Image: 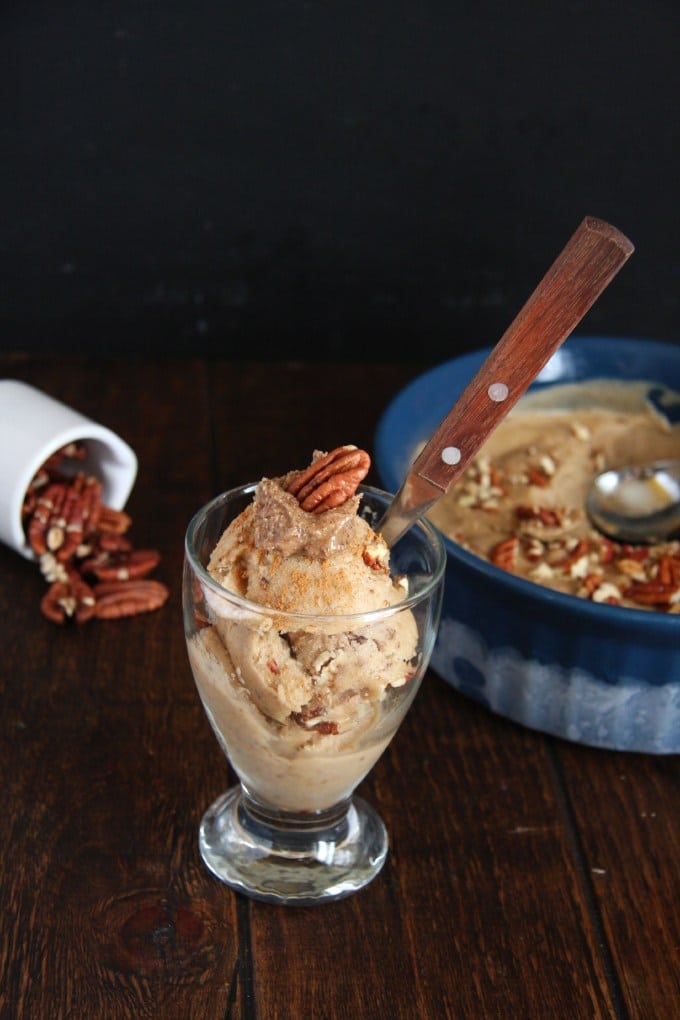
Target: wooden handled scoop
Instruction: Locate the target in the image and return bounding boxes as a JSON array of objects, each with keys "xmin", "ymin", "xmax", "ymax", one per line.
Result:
[{"xmin": 378, "ymin": 216, "xmax": 635, "ymax": 546}]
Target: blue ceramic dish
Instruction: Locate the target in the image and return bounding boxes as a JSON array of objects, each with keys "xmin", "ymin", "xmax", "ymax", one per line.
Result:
[{"xmin": 375, "ymin": 336, "xmax": 680, "ymax": 753}]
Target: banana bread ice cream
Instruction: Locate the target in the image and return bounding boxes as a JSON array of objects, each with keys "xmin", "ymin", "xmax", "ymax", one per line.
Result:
[
  {"xmin": 186, "ymin": 447, "xmax": 421, "ymax": 811},
  {"xmin": 428, "ymin": 380, "xmax": 680, "ymax": 611}
]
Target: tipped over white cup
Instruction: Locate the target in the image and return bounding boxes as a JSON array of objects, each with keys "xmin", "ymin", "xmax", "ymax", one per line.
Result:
[{"xmin": 0, "ymin": 379, "xmax": 138, "ymax": 559}]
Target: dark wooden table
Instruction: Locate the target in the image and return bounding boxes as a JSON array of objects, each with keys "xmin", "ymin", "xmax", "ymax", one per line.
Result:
[{"xmin": 1, "ymin": 355, "xmax": 678, "ymax": 1020}]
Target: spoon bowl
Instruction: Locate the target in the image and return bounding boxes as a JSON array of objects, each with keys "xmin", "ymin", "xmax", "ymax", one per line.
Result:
[{"xmin": 587, "ymin": 459, "xmax": 680, "ymax": 544}]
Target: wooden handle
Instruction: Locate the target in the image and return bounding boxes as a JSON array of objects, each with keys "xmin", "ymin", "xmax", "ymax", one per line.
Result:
[{"xmin": 413, "ymin": 216, "xmax": 634, "ymax": 491}]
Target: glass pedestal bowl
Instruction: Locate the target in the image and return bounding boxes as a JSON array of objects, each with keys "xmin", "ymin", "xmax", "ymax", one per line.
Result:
[{"xmin": 183, "ymin": 484, "xmax": 445, "ymax": 905}]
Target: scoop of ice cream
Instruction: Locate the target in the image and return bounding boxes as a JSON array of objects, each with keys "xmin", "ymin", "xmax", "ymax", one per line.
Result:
[
  {"xmin": 208, "ymin": 476, "xmax": 398, "ymax": 615},
  {"xmin": 202, "ymin": 448, "xmax": 417, "ymax": 730},
  {"xmin": 204, "ymin": 455, "xmax": 416, "ymax": 726}
]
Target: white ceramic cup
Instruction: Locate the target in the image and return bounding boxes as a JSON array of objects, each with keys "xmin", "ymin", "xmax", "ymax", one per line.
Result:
[{"xmin": 0, "ymin": 379, "xmax": 138, "ymax": 559}]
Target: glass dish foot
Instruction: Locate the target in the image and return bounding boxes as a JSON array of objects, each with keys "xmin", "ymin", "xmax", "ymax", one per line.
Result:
[{"xmin": 198, "ymin": 785, "xmax": 388, "ymax": 905}]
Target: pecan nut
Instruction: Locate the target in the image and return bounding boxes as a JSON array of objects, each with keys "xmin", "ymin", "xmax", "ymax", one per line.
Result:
[
  {"xmin": 624, "ymin": 581, "xmax": 680, "ymax": 607},
  {"xmin": 286, "ymin": 446, "xmax": 371, "ymax": 513},
  {"xmin": 514, "ymin": 504, "xmax": 579, "ymax": 540},
  {"xmin": 40, "ymin": 574, "xmax": 97, "ymax": 624},
  {"xmin": 291, "ymin": 708, "xmax": 339, "ymax": 735},
  {"xmin": 489, "ymin": 536, "xmax": 519, "ymax": 571},
  {"xmin": 96, "ymin": 505, "xmax": 133, "ymax": 535},
  {"xmin": 23, "ymin": 442, "xmax": 169, "ymax": 625},
  {"xmin": 657, "ymin": 553, "xmax": 680, "ymax": 587},
  {"xmin": 557, "ymin": 538, "xmax": 591, "ymax": 574},
  {"xmin": 92, "ymin": 580, "xmax": 170, "ymax": 619},
  {"xmin": 28, "ymin": 474, "xmax": 102, "ymax": 561},
  {"xmin": 80, "ymin": 548, "xmax": 161, "ymax": 582}
]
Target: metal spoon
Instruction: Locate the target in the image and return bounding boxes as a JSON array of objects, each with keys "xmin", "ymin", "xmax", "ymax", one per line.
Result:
[
  {"xmin": 586, "ymin": 459, "xmax": 680, "ymax": 544},
  {"xmin": 378, "ymin": 216, "xmax": 635, "ymax": 546}
]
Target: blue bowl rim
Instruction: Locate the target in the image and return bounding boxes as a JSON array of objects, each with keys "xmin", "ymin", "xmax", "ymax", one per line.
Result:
[{"xmin": 374, "ymin": 334, "xmax": 680, "ymax": 637}]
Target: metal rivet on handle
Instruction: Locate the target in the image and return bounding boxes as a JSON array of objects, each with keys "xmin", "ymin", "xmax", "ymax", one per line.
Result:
[
  {"xmin": 441, "ymin": 446, "xmax": 461, "ymax": 465},
  {"xmin": 488, "ymin": 382, "xmax": 509, "ymax": 402}
]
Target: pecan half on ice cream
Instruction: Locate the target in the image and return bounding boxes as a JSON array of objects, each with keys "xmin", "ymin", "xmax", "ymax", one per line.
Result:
[{"xmin": 285, "ymin": 445, "xmax": 371, "ymax": 513}]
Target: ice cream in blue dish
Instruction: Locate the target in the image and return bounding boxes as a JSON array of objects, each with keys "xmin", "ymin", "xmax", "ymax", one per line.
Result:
[{"xmin": 375, "ymin": 335, "xmax": 680, "ymax": 753}]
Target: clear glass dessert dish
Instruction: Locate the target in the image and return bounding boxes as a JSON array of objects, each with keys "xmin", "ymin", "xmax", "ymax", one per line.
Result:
[{"xmin": 183, "ymin": 484, "xmax": 446, "ymax": 905}]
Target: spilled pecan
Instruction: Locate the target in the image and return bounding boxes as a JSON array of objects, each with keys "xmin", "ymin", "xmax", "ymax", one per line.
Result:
[
  {"xmin": 24, "ymin": 442, "xmax": 168, "ymax": 625},
  {"xmin": 96, "ymin": 505, "xmax": 133, "ymax": 534},
  {"xmin": 80, "ymin": 547, "xmax": 161, "ymax": 582},
  {"xmin": 286, "ymin": 446, "xmax": 370, "ymax": 513},
  {"xmin": 28, "ymin": 474, "xmax": 102, "ymax": 561},
  {"xmin": 92, "ymin": 579, "xmax": 169, "ymax": 619},
  {"xmin": 40, "ymin": 574, "xmax": 97, "ymax": 624},
  {"xmin": 90, "ymin": 531, "xmax": 133, "ymax": 554}
]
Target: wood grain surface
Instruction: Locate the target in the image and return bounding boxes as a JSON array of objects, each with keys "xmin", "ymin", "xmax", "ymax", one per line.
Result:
[{"xmin": 0, "ymin": 355, "xmax": 678, "ymax": 1020}]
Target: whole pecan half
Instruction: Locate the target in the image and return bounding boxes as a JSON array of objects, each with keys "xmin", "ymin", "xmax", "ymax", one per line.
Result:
[
  {"xmin": 80, "ymin": 547, "xmax": 161, "ymax": 582},
  {"xmin": 92, "ymin": 579, "xmax": 170, "ymax": 619},
  {"xmin": 96, "ymin": 505, "xmax": 133, "ymax": 535},
  {"xmin": 286, "ymin": 446, "xmax": 370, "ymax": 513},
  {"xmin": 40, "ymin": 574, "xmax": 97, "ymax": 624}
]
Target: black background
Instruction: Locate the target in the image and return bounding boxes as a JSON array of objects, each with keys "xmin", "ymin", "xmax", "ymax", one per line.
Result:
[{"xmin": 2, "ymin": 2, "xmax": 678, "ymax": 362}]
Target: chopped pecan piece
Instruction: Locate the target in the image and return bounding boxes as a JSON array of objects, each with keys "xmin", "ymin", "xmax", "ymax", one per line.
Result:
[
  {"xmin": 597, "ymin": 538, "xmax": 617, "ymax": 564},
  {"xmin": 624, "ymin": 581, "xmax": 679, "ymax": 607},
  {"xmin": 656, "ymin": 554, "xmax": 680, "ymax": 587},
  {"xmin": 362, "ymin": 541, "xmax": 390, "ymax": 572},
  {"xmin": 291, "ymin": 709, "xmax": 340, "ymax": 736},
  {"xmin": 524, "ymin": 537, "xmax": 546, "ymax": 562},
  {"xmin": 557, "ymin": 538, "xmax": 590, "ymax": 574},
  {"xmin": 489, "ymin": 536, "xmax": 519, "ymax": 571},
  {"xmin": 515, "ymin": 504, "xmax": 579, "ymax": 540},
  {"xmin": 616, "ymin": 557, "xmax": 648, "ymax": 582},
  {"xmin": 578, "ymin": 572, "xmax": 605, "ymax": 598},
  {"xmin": 526, "ymin": 465, "xmax": 551, "ymax": 488}
]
